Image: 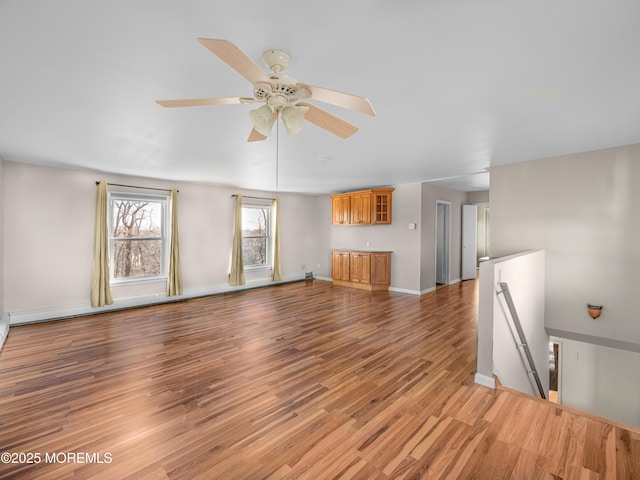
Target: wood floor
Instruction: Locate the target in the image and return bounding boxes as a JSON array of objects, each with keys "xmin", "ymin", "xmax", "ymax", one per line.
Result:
[{"xmin": 0, "ymin": 280, "xmax": 638, "ymax": 479}]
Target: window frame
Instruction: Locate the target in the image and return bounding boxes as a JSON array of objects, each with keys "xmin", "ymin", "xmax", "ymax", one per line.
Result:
[
  {"xmin": 241, "ymin": 200, "xmax": 273, "ymax": 271},
  {"xmin": 108, "ymin": 191, "xmax": 169, "ymax": 284}
]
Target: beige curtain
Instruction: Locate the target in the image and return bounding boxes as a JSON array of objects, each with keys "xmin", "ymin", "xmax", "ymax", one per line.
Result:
[
  {"xmin": 229, "ymin": 194, "xmax": 245, "ymax": 286},
  {"xmin": 272, "ymin": 198, "xmax": 282, "ymax": 281},
  {"xmin": 167, "ymin": 188, "xmax": 183, "ymax": 296},
  {"xmin": 91, "ymin": 181, "xmax": 113, "ymax": 307}
]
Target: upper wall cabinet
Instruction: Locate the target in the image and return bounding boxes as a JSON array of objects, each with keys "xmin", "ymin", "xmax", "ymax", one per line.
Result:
[
  {"xmin": 332, "ymin": 194, "xmax": 351, "ymax": 225},
  {"xmin": 331, "ymin": 188, "xmax": 394, "ymax": 225}
]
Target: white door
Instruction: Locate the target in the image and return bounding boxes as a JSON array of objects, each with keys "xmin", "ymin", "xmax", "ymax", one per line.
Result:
[{"xmin": 462, "ymin": 204, "xmax": 478, "ymax": 280}]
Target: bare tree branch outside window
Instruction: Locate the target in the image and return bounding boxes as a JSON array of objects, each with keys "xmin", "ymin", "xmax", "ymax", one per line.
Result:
[
  {"xmin": 111, "ymin": 199, "xmax": 163, "ymax": 278},
  {"xmin": 242, "ymin": 206, "xmax": 269, "ymax": 267}
]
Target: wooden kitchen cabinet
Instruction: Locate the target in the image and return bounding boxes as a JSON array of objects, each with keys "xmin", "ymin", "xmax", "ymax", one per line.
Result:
[
  {"xmin": 332, "ymin": 195, "xmax": 351, "ymax": 225},
  {"xmin": 331, "ymin": 188, "xmax": 394, "ymax": 225},
  {"xmin": 331, "ymin": 250, "xmax": 351, "ymax": 282},
  {"xmin": 332, "ymin": 250, "xmax": 391, "ymax": 291},
  {"xmin": 350, "ymin": 192, "xmax": 371, "ymax": 225},
  {"xmin": 370, "ymin": 252, "xmax": 391, "ymax": 288},
  {"xmin": 349, "ymin": 252, "xmax": 371, "ymax": 285},
  {"xmin": 372, "ymin": 190, "xmax": 392, "ymax": 224}
]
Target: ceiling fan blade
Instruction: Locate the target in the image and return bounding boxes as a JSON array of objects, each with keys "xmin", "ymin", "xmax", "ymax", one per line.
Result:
[
  {"xmin": 247, "ymin": 128, "xmax": 267, "ymax": 142},
  {"xmin": 155, "ymin": 97, "xmax": 246, "ymax": 108},
  {"xmin": 297, "ymin": 84, "xmax": 376, "ymax": 116},
  {"xmin": 197, "ymin": 38, "xmax": 272, "ymax": 86},
  {"xmin": 296, "ymin": 102, "xmax": 359, "ymax": 139}
]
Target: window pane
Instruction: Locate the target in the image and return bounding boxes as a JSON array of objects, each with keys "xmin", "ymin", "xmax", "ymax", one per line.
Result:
[
  {"xmin": 112, "ymin": 201, "xmax": 162, "ymax": 238},
  {"xmin": 112, "ymin": 239, "xmax": 162, "ymax": 278},
  {"xmin": 242, "ymin": 237, "xmax": 267, "ymax": 266},
  {"xmin": 242, "ymin": 207, "xmax": 268, "ymax": 237}
]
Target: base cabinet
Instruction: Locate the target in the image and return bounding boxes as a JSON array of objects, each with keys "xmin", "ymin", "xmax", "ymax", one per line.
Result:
[
  {"xmin": 332, "ymin": 250, "xmax": 391, "ymax": 291},
  {"xmin": 331, "ymin": 250, "xmax": 351, "ymax": 282}
]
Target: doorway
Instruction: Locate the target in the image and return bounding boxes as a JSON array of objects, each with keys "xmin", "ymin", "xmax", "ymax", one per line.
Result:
[
  {"xmin": 462, "ymin": 204, "xmax": 478, "ymax": 280},
  {"xmin": 435, "ymin": 201, "xmax": 451, "ymax": 285},
  {"xmin": 549, "ymin": 341, "xmax": 560, "ymax": 403},
  {"xmin": 476, "ymin": 205, "xmax": 490, "ymax": 262}
]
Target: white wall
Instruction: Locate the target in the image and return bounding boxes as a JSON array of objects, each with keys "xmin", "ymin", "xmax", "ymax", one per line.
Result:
[
  {"xmin": 555, "ymin": 337, "xmax": 640, "ymax": 428},
  {"xmin": 3, "ymin": 161, "xmax": 324, "ymax": 321},
  {"xmin": 476, "ymin": 250, "xmax": 548, "ymax": 398},
  {"xmin": 490, "ymin": 144, "xmax": 640, "ymax": 352}
]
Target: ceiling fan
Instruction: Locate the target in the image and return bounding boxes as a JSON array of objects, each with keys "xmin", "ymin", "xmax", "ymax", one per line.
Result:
[{"xmin": 156, "ymin": 38, "xmax": 376, "ymax": 142}]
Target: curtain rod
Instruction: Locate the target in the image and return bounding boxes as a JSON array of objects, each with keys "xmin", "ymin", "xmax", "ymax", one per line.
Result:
[
  {"xmin": 96, "ymin": 181, "xmax": 178, "ymax": 193},
  {"xmin": 231, "ymin": 194, "xmax": 275, "ymax": 201}
]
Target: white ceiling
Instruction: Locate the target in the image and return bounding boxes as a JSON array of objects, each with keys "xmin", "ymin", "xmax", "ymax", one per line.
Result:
[{"xmin": 1, "ymin": 1, "xmax": 639, "ymax": 194}]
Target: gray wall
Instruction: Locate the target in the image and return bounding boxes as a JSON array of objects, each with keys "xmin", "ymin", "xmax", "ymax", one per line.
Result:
[
  {"xmin": 0, "ymin": 157, "xmax": 4, "ymax": 314},
  {"xmin": 466, "ymin": 190, "xmax": 490, "ymax": 204},
  {"xmin": 2, "ymin": 161, "xmax": 324, "ymax": 315},
  {"xmin": 322, "ymin": 183, "xmax": 422, "ymax": 292},
  {"xmin": 2, "ymin": 160, "xmax": 487, "ymax": 315},
  {"xmin": 319, "ymin": 182, "xmax": 478, "ymax": 294},
  {"xmin": 490, "ymin": 143, "xmax": 640, "ymax": 350},
  {"xmin": 420, "ymin": 183, "xmax": 468, "ymax": 292},
  {"xmin": 556, "ymin": 336, "xmax": 640, "ymax": 428}
]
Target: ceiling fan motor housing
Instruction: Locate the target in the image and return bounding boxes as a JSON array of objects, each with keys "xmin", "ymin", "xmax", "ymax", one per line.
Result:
[{"xmin": 254, "ymin": 74, "xmax": 301, "ymax": 109}]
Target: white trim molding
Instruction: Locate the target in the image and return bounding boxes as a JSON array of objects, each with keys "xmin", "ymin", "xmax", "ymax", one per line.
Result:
[
  {"xmin": 474, "ymin": 373, "xmax": 496, "ymax": 389},
  {"xmin": 389, "ymin": 287, "xmax": 421, "ymax": 295},
  {"xmin": 9, "ymin": 274, "xmax": 308, "ymax": 326},
  {"xmin": 0, "ymin": 313, "xmax": 9, "ymax": 351}
]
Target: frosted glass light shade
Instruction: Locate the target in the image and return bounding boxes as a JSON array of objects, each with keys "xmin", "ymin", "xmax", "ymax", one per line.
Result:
[
  {"xmin": 280, "ymin": 105, "xmax": 308, "ymax": 136},
  {"xmin": 249, "ymin": 104, "xmax": 275, "ymax": 137}
]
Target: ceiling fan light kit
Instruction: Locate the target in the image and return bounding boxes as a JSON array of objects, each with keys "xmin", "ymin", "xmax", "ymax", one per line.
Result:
[
  {"xmin": 249, "ymin": 104, "xmax": 276, "ymax": 137},
  {"xmin": 156, "ymin": 39, "xmax": 376, "ymax": 141},
  {"xmin": 279, "ymin": 105, "xmax": 308, "ymax": 136}
]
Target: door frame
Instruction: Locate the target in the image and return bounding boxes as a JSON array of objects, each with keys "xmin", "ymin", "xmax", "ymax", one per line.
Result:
[
  {"xmin": 462, "ymin": 204, "xmax": 478, "ymax": 280},
  {"xmin": 435, "ymin": 200, "xmax": 451, "ymax": 285}
]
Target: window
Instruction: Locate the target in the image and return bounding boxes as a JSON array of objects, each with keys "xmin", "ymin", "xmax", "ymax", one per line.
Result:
[
  {"xmin": 109, "ymin": 192, "xmax": 168, "ymax": 282},
  {"xmin": 242, "ymin": 202, "xmax": 272, "ymax": 269}
]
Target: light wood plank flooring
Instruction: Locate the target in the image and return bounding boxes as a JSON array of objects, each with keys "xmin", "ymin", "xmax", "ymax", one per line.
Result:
[{"xmin": 0, "ymin": 280, "xmax": 638, "ymax": 479}]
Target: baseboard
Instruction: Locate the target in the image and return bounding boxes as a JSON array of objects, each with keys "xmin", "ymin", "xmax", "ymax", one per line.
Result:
[
  {"xmin": 389, "ymin": 287, "xmax": 421, "ymax": 295},
  {"xmin": 9, "ymin": 274, "xmax": 307, "ymax": 326},
  {"xmin": 0, "ymin": 313, "xmax": 9, "ymax": 351},
  {"xmin": 449, "ymin": 278, "xmax": 462, "ymax": 285},
  {"xmin": 318, "ymin": 277, "xmax": 421, "ymax": 295},
  {"xmin": 474, "ymin": 373, "xmax": 496, "ymax": 389},
  {"xmin": 420, "ymin": 286, "xmax": 436, "ymax": 295}
]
